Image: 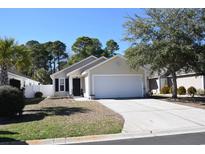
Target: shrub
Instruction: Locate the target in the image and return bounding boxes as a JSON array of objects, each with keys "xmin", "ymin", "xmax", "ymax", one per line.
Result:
[
  {"xmin": 177, "ymin": 86, "xmax": 186, "ymax": 95},
  {"xmin": 197, "ymin": 89, "xmax": 205, "ymax": 96},
  {"xmin": 0, "ymin": 86, "xmax": 25, "ymax": 117},
  {"xmin": 35, "ymin": 91, "xmax": 43, "ymax": 98},
  {"xmin": 187, "ymin": 86, "xmax": 197, "ymax": 97},
  {"xmin": 160, "ymin": 86, "xmax": 170, "ymax": 94}
]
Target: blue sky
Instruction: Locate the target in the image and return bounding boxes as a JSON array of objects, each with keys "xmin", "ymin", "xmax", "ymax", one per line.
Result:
[{"xmin": 0, "ymin": 8, "xmax": 145, "ymax": 55}]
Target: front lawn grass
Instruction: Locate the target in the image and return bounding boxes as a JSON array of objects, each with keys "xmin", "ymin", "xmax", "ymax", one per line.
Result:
[{"xmin": 0, "ymin": 99, "xmax": 124, "ymax": 142}]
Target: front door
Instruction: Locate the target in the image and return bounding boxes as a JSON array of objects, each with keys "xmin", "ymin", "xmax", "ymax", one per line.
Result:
[{"xmin": 73, "ymin": 78, "xmax": 81, "ymax": 96}]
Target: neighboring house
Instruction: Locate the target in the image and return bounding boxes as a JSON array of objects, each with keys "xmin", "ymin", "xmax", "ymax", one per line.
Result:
[
  {"xmin": 149, "ymin": 72, "xmax": 205, "ymax": 94},
  {"xmin": 50, "ymin": 55, "xmax": 149, "ymax": 99},
  {"xmin": 0, "ymin": 69, "xmax": 40, "ymax": 89}
]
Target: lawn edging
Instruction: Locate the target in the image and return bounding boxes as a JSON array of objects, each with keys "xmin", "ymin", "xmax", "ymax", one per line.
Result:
[
  {"xmin": 2, "ymin": 126, "xmax": 205, "ymax": 145},
  {"xmin": 0, "ymin": 133, "xmax": 123, "ymax": 145}
]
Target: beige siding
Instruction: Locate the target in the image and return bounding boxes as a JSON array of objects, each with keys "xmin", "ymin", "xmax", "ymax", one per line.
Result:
[
  {"xmin": 177, "ymin": 75, "xmax": 204, "ymax": 90},
  {"xmin": 89, "ymin": 56, "xmax": 146, "ymax": 96},
  {"xmin": 90, "ymin": 57, "xmax": 144, "ymax": 75},
  {"xmin": 149, "ymin": 75, "xmax": 205, "ymax": 94}
]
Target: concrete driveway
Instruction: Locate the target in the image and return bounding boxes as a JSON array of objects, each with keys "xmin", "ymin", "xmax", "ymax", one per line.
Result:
[{"xmin": 98, "ymin": 99, "xmax": 205, "ymax": 134}]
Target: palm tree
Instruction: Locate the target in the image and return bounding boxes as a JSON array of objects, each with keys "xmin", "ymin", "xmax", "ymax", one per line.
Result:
[
  {"xmin": 14, "ymin": 45, "xmax": 31, "ymax": 75},
  {"xmin": 0, "ymin": 38, "xmax": 30, "ymax": 85}
]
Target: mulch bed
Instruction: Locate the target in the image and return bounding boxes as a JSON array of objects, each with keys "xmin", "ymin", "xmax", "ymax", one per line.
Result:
[{"xmin": 152, "ymin": 95, "xmax": 205, "ymax": 110}]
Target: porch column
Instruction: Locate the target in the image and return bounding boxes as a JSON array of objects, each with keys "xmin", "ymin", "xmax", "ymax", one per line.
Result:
[
  {"xmin": 202, "ymin": 75, "xmax": 205, "ymax": 90},
  {"xmin": 69, "ymin": 76, "xmax": 73, "ymax": 95},
  {"xmin": 158, "ymin": 76, "xmax": 161, "ymax": 94}
]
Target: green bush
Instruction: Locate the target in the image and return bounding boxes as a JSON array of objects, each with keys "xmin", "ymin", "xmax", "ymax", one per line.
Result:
[
  {"xmin": 177, "ymin": 86, "xmax": 186, "ymax": 95},
  {"xmin": 35, "ymin": 91, "xmax": 43, "ymax": 98},
  {"xmin": 160, "ymin": 86, "xmax": 170, "ymax": 94},
  {"xmin": 0, "ymin": 86, "xmax": 25, "ymax": 117},
  {"xmin": 187, "ymin": 86, "xmax": 197, "ymax": 97}
]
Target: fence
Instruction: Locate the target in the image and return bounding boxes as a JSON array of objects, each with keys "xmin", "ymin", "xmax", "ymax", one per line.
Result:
[{"xmin": 25, "ymin": 85, "xmax": 54, "ymax": 98}]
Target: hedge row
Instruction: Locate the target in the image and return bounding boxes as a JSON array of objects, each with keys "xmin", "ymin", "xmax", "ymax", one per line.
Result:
[{"xmin": 160, "ymin": 86, "xmax": 198, "ymax": 96}]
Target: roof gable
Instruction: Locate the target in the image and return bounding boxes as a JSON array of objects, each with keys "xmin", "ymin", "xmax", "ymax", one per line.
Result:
[
  {"xmin": 82, "ymin": 55, "xmax": 146, "ymax": 75},
  {"xmin": 79, "ymin": 57, "xmax": 107, "ymax": 73},
  {"xmin": 82, "ymin": 55, "xmax": 125, "ymax": 73},
  {"xmin": 66, "ymin": 57, "xmax": 107, "ymax": 76},
  {"xmin": 50, "ymin": 55, "xmax": 97, "ymax": 78}
]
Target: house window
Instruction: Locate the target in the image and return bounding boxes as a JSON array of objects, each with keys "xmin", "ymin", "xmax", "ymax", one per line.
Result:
[{"xmin": 59, "ymin": 79, "xmax": 65, "ymax": 91}]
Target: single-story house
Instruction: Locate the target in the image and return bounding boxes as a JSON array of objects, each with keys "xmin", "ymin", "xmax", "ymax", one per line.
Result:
[
  {"xmin": 50, "ymin": 55, "xmax": 149, "ymax": 99},
  {"xmin": 0, "ymin": 69, "xmax": 40, "ymax": 89},
  {"xmin": 149, "ymin": 72, "xmax": 205, "ymax": 94}
]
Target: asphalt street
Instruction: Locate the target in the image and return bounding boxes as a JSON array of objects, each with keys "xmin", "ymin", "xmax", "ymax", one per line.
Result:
[{"xmin": 71, "ymin": 132, "xmax": 205, "ymax": 145}]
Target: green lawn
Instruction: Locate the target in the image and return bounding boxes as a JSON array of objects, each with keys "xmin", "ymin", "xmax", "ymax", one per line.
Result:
[{"xmin": 0, "ymin": 98, "xmax": 124, "ymax": 143}]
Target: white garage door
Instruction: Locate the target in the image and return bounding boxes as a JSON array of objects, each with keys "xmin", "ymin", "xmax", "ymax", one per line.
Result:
[{"xmin": 93, "ymin": 75, "xmax": 143, "ymax": 98}]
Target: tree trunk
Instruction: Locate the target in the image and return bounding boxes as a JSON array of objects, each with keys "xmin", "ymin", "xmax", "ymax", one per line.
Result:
[
  {"xmin": 58, "ymin": 56, "xmax": 60, "ymax": 71},
  {"xmin": 171, "ymin": 72, "xmax": 177, "ymax": 99},
  {"xmin": 53, "ymin": 61, "xmax": 56, "ymax": 73},
  {"xmin": 49, "ymin": 61, "xmax": 52, "ymax": 74},
  {"xmin": 0, "ymin": 63, "xmax": 9, "ymax": 85}
]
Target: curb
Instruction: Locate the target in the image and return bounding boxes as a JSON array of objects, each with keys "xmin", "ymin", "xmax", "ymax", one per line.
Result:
[{"xmin": 1, "ymin": 127, "xmax": 205, "ymax": 145}]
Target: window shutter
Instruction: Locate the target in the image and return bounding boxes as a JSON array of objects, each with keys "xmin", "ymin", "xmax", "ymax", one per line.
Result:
[
  {"xmin": 55, "ymin": 79, "xmax": 59, "ymax": 92},
  {"xmin": 65, "ymin": 78, "xmax": 69, "ymax": 92}
]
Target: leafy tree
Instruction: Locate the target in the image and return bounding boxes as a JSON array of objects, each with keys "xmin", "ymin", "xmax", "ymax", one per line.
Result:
[
  {"xmin": 26, "ymin": 40, "xmax": 49, "ymax": 76},
  {"xmin": 33, "ymin": 68, "xmax": 51, "ymax": 84},
  {"xmin": 0, "ymin": 38, "xmax": 68, "ymax": 85},
  {"xmin": 0, "ymin": 38, "xmax": 30, "ymax": 85},
  {"xmin": 26, "ymin": 40, "xmax": 68, "ymax": 82},
  {"xmin": 58, "ymin": 61, "xmax": 67, "ymax": 70},
  {"xmin": 25, "ymin": 40, "xmax": 39, "ymax": 47},
  {"xmin": 124, "ymin": 9, "xmax": 205, "ymax": 98},
  {"xmin": 69, "ymin": 36, "xmax": 103, "ymax": 65},
  {"xmin": 72, "ymin": 37, "xmax": 103, "ymax": 58},
  {"xmin": 43, "ymin": 41, "xmax": 54, "ymax": 73},
  {"xmin": 67, "ymin": 55, "xmax": 82, "ymax": 66},
  {"xmin": 104, "ymin": 39, "xmax": 119, "ymax": 57},
  {"xmin": 69, "ymin": 36, "xmax": 119, "ymax": 65},
  {"xmin": 52, "ymin": 41, "xmax": 68, "ymax": 71},
  {"xmin": 42, "ymin": 41, "xmax": 68, "ymax": 73}
]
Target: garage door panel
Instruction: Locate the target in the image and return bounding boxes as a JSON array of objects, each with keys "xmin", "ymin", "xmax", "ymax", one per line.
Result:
[{"xmin": 93, "ymin": 75, "xmax": 143, "ymax": 98}]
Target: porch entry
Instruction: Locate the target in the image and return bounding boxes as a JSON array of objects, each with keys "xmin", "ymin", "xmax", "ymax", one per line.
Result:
[{"xmin": 73, "ymin": 78, "xmax": 81, "ymax": 96}]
